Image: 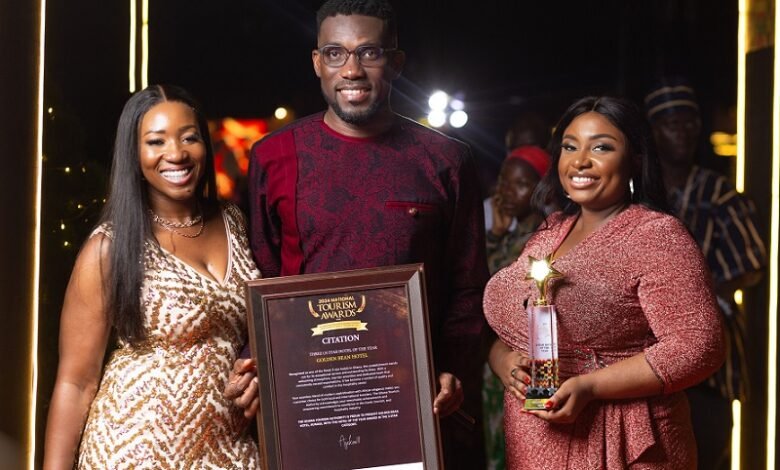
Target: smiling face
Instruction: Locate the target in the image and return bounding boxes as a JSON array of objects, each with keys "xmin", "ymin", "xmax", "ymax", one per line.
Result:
[
  {"xmin": 313, "ymin": 14, "xmax": 403, "ymax": 135},
  {"xmin": 138, "ymin": 100, "xmax": 206, "ymax": 212},
  {"xmin": 558, "ymin": 111, "xmax": 633, "ymax": 213}
]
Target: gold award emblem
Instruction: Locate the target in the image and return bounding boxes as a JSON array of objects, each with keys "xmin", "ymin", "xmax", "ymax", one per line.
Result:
[
  {"xmin": 525, "ymin": 254, "xmax": 562, "ymax": 306},
  {"xmin": 309, "ymin": 294, "xmax": 368, "ymax": 336}
]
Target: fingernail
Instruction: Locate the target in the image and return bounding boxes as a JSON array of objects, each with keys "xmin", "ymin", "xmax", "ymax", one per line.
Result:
[
  {"xmin": 253, "ymin": 377, "xmax": 259, "ymax": 384},
  {"xmin": 524, "ymin": 376, "xmax": 531, "ymax": 385},
  {"xmin": 544, "ymin": 400, "xmax": 554, "ymax": 409}
]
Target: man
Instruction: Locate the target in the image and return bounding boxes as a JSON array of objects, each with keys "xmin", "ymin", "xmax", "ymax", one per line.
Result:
[
  {"xmin": 645, "ymin": 80, "xmax": 767, "ymax": 470},
  {"xmin": 226, "ymin": 1, "xmax": 488, "ymax": 467}
]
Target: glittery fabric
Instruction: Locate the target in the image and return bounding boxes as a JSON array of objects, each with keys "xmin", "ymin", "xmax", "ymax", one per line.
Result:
[
  {"xmin": 484, "ymin": 205, "xmax": 724, "ymax": 469},
  {"xmin": 77, "ymin": 204, "xmax": 261, "ymax": 469},
  {"xmin": 484, "ymin": 212, "xmax": 544, "ymax": 470}
]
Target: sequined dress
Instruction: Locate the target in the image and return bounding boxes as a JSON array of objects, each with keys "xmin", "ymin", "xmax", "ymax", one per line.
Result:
[
  {"xmin": 484, "ymin": 205, "xmax": 724, "ymax": 469},
  {"xmin": 77, "ymin": 204, "xmax": 261, "ymax": 469}
]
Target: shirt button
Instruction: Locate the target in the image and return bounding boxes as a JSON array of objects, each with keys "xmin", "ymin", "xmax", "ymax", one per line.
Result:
[{"xmin": 407, "ymin": 207, "xmax": 419, "ymax": 217}]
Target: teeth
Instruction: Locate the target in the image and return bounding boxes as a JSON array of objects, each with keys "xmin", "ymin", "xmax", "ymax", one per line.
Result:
[
  {"xmin": 340, "ymin": 89, "xmax": 366, "ymax": 97},
  {"xmin": 161, "ymin": 168, "xmax": 191, "ymax": 182},
  {"xmin": 572, "ymin": 176, "xmax": 595, "ymax": 184}
]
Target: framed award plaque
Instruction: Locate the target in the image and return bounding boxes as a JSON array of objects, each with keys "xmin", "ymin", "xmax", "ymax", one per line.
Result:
[{"xmin": 245, "ymin": 264, "xmax": 443, "ymax": 470}]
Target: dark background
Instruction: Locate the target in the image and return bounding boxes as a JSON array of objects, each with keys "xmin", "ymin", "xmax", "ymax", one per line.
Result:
[
  {"xmin": 35, "ymin": 0, "xmax": 745, "ymax": 465},
  {"xmin": 43, "ymin": 0, "xmax": 737, "ymax": 185},
  {"xmin": 163, "ymin": 1, "xmax": 737, "ymax": 183}
]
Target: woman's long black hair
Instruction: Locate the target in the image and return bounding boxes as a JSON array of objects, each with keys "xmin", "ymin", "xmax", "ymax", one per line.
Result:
[
  {"xmin": 97, "ymin": 84, "xmax": 217, "ymax": 343},
  {"xmin": 531, "ymin": 96, "xmax": 669, "ymax": 216}
]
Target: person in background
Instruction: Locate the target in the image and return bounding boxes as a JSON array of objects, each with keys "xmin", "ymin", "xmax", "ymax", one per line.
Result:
[
  {"xmin": 485, "ymin": 96, "xmax": 724, "ymax": 469},
  {"xmin": 486, "ymin": 145, "xmax": 551, "ymax": 273},
  {"xmin": 485, "ymin": 112, "xmax": 551, "ymax": 231},
  {"xmin": 224, "ymin": 1, "xmax": 489, "ymax": 467},
  {"xmin": 645, "ymin": 79, "xmax": 767, "ymax": 470},
  {"xmin": 483, "ymin": 145, "xmax": 550, "ymax": 469},
  {"xmin": 43, "ymin": 85, "xmax": 261, "ymax": 469}
]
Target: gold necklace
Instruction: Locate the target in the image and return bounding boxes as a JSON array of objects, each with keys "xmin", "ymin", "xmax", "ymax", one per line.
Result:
[
  {"xmin": 147, "ymin": 209, "xmax": 202, "ymax": 228},
  {"xmin": 148, "ymin": 209, "xmax": 206, "ymax": 238}
]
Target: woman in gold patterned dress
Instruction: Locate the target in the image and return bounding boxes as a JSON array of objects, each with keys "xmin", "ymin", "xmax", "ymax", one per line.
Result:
[{"xmin": 43, "ymin": 85, "xmax": 261, "ymax": 469}]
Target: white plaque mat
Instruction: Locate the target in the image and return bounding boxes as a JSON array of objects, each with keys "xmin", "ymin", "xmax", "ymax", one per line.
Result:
[{"xmin": 355, "ymin": 463, "xmax": 424, "ymax": 470}]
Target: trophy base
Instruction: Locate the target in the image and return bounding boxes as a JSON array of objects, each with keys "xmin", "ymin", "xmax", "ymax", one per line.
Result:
[
  {"xmin": 524, "ymin": 386, "xmax": 556, "ymax": 410},
  {"xmin": 524, "ymin": 398, "xmax": 551, "ymax": 410}
]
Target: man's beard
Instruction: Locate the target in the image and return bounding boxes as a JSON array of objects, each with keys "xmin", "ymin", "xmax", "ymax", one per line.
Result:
[{"xmin": 324, "ymin": 91, "xmax": 386, "ymax": 126}]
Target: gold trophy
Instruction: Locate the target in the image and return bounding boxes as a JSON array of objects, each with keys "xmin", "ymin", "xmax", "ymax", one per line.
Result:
[{"xmin": 524, "ymin": 254, "xmax": 563, "ymax": 410}]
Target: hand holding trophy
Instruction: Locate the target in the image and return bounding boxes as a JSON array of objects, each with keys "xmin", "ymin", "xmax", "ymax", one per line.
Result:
[{"xmin": 524, "ymin": 255, "xmax": 563, "ymax": 410}]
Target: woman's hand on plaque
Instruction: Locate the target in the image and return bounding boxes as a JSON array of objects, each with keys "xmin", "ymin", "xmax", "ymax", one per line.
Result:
[
  {"xmin": 525, "ymin": 374, "xmax": 595, "ymax": 424},
  {"xmin": 433, "ymin": 372, "xmax": 464, "ymax": 417},
  {"xmin": 224, "ymin": 358, "xmax": 260, "ymax": 419}
]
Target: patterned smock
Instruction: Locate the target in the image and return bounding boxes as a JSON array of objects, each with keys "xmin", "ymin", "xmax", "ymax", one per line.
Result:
[
  {"xmin": 77, "ymin": 203, "xmax": 261, "ymax": 469},
  {"xmin": 484, "ymin": 205, "xmax": 724, "ymax": 469}
]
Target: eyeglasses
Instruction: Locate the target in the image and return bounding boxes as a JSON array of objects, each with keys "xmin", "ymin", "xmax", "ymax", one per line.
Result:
[{"xmin": 317, "ymin": 45, "xmax": 397, "ymax": 68}]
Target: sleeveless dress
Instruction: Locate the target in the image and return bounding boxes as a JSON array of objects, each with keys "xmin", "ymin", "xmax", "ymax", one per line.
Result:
[{"xmin": 77, "ymin": 204, "xmax": 261, "ymax": 469}]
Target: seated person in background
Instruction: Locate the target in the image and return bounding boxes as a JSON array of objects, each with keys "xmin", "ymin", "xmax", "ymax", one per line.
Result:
[
  {"xmin": 486, "ymin": 146, "xmax": 551, "ymax": 273},
  {"xmin": 484, "ymin": 111, "xmax": 551, "ymax": 231}
]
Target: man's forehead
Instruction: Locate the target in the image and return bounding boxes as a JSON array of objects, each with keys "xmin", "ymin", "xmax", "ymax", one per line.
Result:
[
  {"xmin": 662, "ymin": 109, "xmax": 699, "ymax": 121},
  {"xmin": 318, "ymin": 14, "xmax": 389, "ymax": 45}
]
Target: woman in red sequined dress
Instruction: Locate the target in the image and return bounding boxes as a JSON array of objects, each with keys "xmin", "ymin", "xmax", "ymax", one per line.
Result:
[{"xmin": 484, "ymin": 96, "xmax": 724, "ymax": 469}]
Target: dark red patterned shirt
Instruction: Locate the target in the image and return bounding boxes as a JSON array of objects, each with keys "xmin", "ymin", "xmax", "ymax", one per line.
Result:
[{"xmin": 248, "ymin": 112, "xmax": 488, "ymax": 435}]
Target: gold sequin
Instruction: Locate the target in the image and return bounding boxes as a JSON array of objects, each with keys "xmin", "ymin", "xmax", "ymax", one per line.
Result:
[{"xmin": 78, "ymin": 204, "xmax": 262, "ymax": 469}]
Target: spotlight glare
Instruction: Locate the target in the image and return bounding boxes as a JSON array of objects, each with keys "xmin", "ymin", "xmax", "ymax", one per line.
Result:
[
  {"xmin": 428, "ymin": 91, "xmax": 449, "ymax": 111},
  {"xmin": 274, "ymin": 107, "xmax": 288, "ymax": 120},
  {"xmin": 449, "ymin": 110, "xmax": 468, "ymax": 128},
  {"xmin": 427, "ymin": 110, "xmax": 447, "ymax": 128},
  {"xmin": 450, "ymin": 99, "xmax": 464, "ymax": 111}
]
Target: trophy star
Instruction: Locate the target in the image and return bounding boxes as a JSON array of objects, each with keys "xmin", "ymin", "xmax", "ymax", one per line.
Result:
[{"xmin": 526, "ymin": 254, "xmax": 563, "ymax": 283}]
